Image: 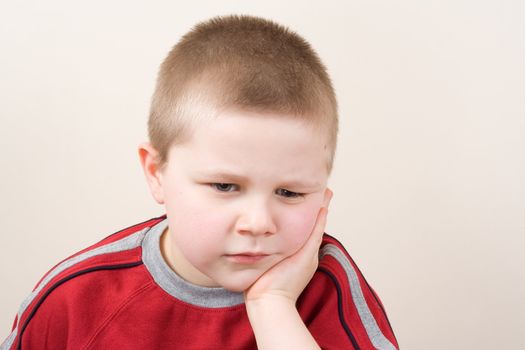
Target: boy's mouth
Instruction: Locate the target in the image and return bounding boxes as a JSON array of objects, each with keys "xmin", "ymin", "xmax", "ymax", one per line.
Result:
[{"xmin": 224, "ymin": 253, "xmax": 269, "ymax": 264}]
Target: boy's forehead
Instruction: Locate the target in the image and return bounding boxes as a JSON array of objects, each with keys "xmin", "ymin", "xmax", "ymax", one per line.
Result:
[
  {"xmin": 200, "ymin": 111, "xmax": 325, "ymax": 147},
  {"xmin": 166, "ymin": 107, "xmax": 332, "ymax": 177},
  {"xmin": 190, "ymin": 108, "xmax": 328, "ymax": 145},
  {"xmin": 171, "ymin": 112, "xmax": 330, "ymax": 184},
  {"xmin": 193, "ymin": 167, "xmax": 323, "ymax": 189}
]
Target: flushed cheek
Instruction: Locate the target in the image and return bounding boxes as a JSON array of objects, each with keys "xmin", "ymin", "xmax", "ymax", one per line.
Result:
[
  {"xmin": 168, "ymin": 192, "xmax": 225, "ymax": 233},
  {"xmin": 167, "ymin": 208, "xmax": 225, "ymax": 258},
  {"xmin": 279, "ymin": 205, "xmax": 320, "ymax": 252}
]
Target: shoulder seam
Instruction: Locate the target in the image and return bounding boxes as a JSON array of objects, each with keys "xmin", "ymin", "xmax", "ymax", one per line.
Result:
[
  {"xmin": 82, "ymin": 279, "xmax": 154, "ymax": 350},
  {"xmin": 17, "ymin": 262, "xmax": 143, "ymax": 350}
]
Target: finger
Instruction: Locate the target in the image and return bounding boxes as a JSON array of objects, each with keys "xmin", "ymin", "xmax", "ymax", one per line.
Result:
[
  {"xmin": 314, "ymin": 206, "xmax": 328, "ymax": 243},
  {"xmin": 325, "ymin": 188, "xmax": 333, "ymax": 207},
  {"xmin": 303, "ymin": 206, "xmax": 329, "ymax": 254}
]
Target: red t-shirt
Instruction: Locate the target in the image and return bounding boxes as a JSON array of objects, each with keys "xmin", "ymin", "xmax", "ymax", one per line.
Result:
[{"xmin": 1, "ymin": 215, "xmax": 398, "ymax": 350}]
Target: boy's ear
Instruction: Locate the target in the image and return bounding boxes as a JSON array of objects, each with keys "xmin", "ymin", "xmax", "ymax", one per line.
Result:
[{"xmin": 138, "ymin": 142, "xmax": 165, "ymax": 205}]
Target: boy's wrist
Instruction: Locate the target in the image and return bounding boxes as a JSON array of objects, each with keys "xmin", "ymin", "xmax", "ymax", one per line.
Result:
[
  {"xmin": 245, "ymin": 293, "xmax": 300, "ymax": 325},
  {"xmin": 245, "ymin": 292, "xmax": 297, "ymax": 311},
  {"xmin": 244, "ymin": 293, "xmax": 321, "ymax": 350}
]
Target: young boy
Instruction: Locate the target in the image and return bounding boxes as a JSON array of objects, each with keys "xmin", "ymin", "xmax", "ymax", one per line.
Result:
[{"xmin": 1, "ymin": 15, "xmax": 398, "ymax": 349}]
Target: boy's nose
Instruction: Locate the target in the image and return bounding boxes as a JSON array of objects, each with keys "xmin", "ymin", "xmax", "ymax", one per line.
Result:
[{"xmin": 235, "ymin": 199, "xmax": 277, "ymax": 236}]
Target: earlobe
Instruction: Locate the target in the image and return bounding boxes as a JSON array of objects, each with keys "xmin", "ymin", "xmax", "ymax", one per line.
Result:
[{"xmin": 138, "ymin": 142, "xmax": 165, "ymax": 205}]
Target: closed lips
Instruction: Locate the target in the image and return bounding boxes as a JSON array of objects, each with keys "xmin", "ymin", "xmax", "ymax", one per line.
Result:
[{"xmin": 226, "ymin": 253, "xmax": 269, "ymax": 256}]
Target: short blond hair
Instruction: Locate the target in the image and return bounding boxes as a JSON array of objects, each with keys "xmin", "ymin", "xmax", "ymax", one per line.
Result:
[{"xmin": 148, "ymin": 14, "xmax": 338, "ymax": 173}]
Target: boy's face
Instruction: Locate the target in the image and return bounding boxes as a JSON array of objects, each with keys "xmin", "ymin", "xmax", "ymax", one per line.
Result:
[{"xmin": 142, "ymin": 109, "xmax": 331, "ymax": 292}]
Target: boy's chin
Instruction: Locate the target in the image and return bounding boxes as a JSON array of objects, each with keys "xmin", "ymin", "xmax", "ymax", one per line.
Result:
[
  {"xmin": 219, "ymin": 280, "xmax": 254, "ymax": 293},
  {"xmin": 222, "ymin": 284, "xmax": 247, "ymax": 293},
  {"xmin": 216, "ymin": 275, "xmax": 261, "ymax": 293}
]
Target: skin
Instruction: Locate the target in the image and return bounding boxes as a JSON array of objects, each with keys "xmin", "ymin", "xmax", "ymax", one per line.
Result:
[{"xmin": 139, "ymin": 108, "xmax": 333, "ymax": 349}]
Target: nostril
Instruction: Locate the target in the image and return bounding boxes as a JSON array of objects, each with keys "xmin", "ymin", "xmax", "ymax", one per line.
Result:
[{"xmin": 235, "ymin": 202, "xmax": 277, "ymax": 235}]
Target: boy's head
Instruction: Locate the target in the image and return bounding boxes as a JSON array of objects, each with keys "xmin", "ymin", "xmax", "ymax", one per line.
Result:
[
  {"xmin": 148, "ymin": 14, "xmax": 338, "ymax": 174},
  {"xmin": 139, "ymin": 15, "xmax": 338, "ymax": 291}
]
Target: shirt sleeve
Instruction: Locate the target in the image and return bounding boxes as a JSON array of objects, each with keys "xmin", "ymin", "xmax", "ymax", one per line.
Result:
[{"xmin": 312, "ymin": 234, "xmax": 399, "ymax": 350}]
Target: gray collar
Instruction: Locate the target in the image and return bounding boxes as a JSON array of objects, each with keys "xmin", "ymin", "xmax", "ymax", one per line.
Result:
[{"xmin": 142, "ymin": 218, "xmax": 245, "ymax": 308}]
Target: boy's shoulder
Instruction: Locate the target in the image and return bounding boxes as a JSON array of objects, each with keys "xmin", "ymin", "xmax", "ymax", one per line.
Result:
[
  {"xmin": 30, "ymin": 213, "xmax": 167, "ymax": 298},
  {"xmin": 2, "ymin": 215, "xmax": 166, "ymax": 350},
  {"xmin": 63, "ymin": 214, "xmax": 166, "ymax": 260},
  {"xmin": 319, "ymin": 233, "xmax": 374, "ymax": 293},
  {"xmin": 308, "ymin": 233, "xmax": 399, "ymax": 350},
  {"xmin": 32, "ymin": 214, "xmax": 167, "ymax": 291},
  {"xmin": 319, "ymin": 233, "xmax": 384, "ymax": 304}
]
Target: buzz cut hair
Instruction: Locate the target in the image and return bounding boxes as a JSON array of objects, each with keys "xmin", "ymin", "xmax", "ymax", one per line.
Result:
[{"xmin": 148, "ymin": 14, "xmax": 338, "ymax": 173}]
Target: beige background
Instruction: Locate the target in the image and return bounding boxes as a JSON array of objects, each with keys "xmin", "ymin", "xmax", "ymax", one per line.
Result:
[{"xmin": 1, "ymin": 1, "xmax": 524, "ymax": 349}]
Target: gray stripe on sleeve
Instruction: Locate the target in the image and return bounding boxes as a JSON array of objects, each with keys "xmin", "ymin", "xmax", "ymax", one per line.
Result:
[
  {"xmin": 0, "ymin": 227, "xmax": 150, "ymax": 350},
  {"xmin": 320, "ymin": 244, "xmax": 396, "ymax": 350},
  {"xmin": 0, "ymin": 332, "xmax": 15, "ymax": 350}
]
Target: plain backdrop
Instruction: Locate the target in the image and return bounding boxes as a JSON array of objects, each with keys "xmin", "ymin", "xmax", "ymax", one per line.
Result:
[{"xmin": 1, "ymin": 1, "xmax": 524, "ymax": 349}]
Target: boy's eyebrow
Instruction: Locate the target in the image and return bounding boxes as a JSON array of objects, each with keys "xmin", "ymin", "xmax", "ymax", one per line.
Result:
[{"xmin": 195, "ymin": 170, "xmax": 321, "ymax": 188}]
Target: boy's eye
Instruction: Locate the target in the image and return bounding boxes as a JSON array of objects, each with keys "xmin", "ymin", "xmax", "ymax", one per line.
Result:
[
  {"xmin": 211, "ymin": 183, "xmax": 238, "ymax": 192},
  {"xmin": 209, "ymin": 183, "xmax": 305, "ymax": 199},
  {"xmin": 276, "ymin": 188, "xmax": 305, "ymax": 199}
]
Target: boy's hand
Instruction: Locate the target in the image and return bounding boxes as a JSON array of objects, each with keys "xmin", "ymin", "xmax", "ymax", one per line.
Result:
[{"xmin": 243, "ymin": 188, "xmax": 333, "ymax": 305}]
